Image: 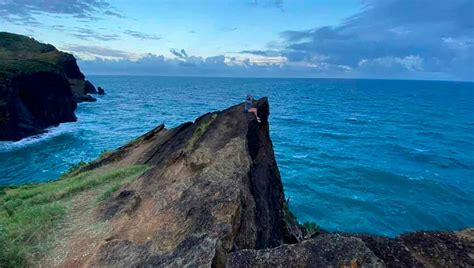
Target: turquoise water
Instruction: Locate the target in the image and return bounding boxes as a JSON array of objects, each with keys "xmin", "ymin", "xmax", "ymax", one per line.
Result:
[{"xmin": 1, "ymin": 76, "xmax": 473, "ymax": 236}]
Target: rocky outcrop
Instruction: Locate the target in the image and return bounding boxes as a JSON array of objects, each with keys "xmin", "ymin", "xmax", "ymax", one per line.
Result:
[
  {"xmin": 227, "ymin": 234, "xmax": 382, "ymax": 267},
  {"xmin": 0, "ymin": 32, "xmax": 97, "ymax": 141},
  {"xmin": 227, "ymin": 230, "xmax": 474, "ymax": 267},
  {"xmin": 50, "ymin": 98, "xmax": 473, "ymax": 267},
  {"xmin": 69, "ymin": 79, "xmax": 97, "ymax": 102},
  {"xmin": 98, "ymin": 86, "xmax": 105, "ymax": 95}
]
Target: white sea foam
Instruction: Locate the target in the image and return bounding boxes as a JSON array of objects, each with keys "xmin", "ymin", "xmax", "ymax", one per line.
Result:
[
  {"xmin": 292, "ymin": 154, "xmax": 308, "ymax": 159},
  {"xmin": 0, "ymin": 122, "xmax": 77, "ymax": 153}
]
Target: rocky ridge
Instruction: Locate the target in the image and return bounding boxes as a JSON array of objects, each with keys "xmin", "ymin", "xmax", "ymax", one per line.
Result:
[
  {"xmin": 44, "ymin": 98, "xmax": 473, "ymax": 267},
  {"xmin": 0, "ymin": 32, "xmax": 99, "ymax": 141}
]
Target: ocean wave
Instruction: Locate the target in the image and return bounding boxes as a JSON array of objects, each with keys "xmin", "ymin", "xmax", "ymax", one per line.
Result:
[
  {"xmin": 390, "ymin": 144, "xmax": 473, "ymax": 170},
  {"xmin": 417, "ymin": 131, "xmax": 445, "ymax": 139},
  {"xmin": 317, "ymin": 131, "xmax": 353, "ymax": 140},
  {"xmin": 292, "ymin": 154, "xmax": 308, "ymax": 159},
  {"xmin": 318, "ymin": 152, "xmax": 354, "ymax": 161},
  {"xmin": 0, "ymin": 123, "xmax": 77, "ymax": 153},
  {"xmin": 344, "ymin": 117, "xmax": 371, "ymax": 125},
  {"xmin": 348, "ymin": 165, "xmax": 473, "ymax": 197}
]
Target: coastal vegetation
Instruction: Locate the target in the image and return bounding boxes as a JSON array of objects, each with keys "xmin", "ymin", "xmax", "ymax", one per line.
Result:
[
  {"xmin": 283, "ymin": 199, "xmax": 320, "ymax": 242},
  {"xmin": 186, "ymin": 113, "xmax": 217, "ymax": 151},
  {"xmin": 0, "ymin": 32, "xmax": 67, "ymax": 78},
  {"xmin": 0, "ymin": 165, "xmax": 148, "ymax": 267},
  {"xmin": 0, "ymin": 32, "xmax": 97, "ymax": 141}
]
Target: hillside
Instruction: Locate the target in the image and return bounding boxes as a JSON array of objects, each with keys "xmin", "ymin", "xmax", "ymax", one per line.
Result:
[
  {"xmin": 0, "ymin": 32, "xmax": 98, "ymax": 141},
  {"xmin": 1, "ymin": 98, "xmax": 472, "ymax": 267}
]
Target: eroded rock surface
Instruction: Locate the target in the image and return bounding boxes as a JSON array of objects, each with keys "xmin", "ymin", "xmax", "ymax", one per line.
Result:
[
  {"xmin": 51, "ymin": 98, "xmax": 472, "ymax": 267},
  {"xmin": 64, "ymin": 98, "xmax": 285, "ymax": 267}
]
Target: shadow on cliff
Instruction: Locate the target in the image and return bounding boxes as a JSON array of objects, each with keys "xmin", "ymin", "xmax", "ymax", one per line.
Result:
[{"xmin": 51, "ymin": 98, "xmax": 473, "ymax": 267}]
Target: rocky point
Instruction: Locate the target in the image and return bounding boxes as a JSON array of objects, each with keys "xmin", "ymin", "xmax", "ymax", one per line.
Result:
[{"xmin": 31, "ymin": 98, "xmax": 472, "ymax": 267}]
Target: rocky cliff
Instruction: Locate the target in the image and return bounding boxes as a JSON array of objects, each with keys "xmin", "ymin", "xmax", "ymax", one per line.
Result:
[
  {"xmin": 0, "ymin": 32, "xmax": 97, "ymax": 141},
  {"xmin": 1, "ymin": 98, "xmax": 471, "ymax": 267},
  {"xmin": 25, "ymin": 98, "xmax": 470, "ymax": 267}
]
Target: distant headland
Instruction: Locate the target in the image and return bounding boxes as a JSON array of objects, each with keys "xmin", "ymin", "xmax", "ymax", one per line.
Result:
[{"xmin": 0, "ymin": 32, "xmax": 103, "ymax": 141}]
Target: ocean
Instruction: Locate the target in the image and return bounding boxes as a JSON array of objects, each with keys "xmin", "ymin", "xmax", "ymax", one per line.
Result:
[{"xmin": 1, "ymin": 76, "xmax": 473, "ymax": 237}]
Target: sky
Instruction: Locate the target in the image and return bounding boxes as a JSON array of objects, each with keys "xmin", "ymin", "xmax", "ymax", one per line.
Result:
[{"xmin": 1, "ymin": 0, "xmax": 473, "ymax": 81}]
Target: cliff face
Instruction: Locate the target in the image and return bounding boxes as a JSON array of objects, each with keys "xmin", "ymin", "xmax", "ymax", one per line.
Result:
[
  {"xmin": 66, "ymin": 98, "xmax": 285, "ymax": 267},
  {"xmin": 0, "ymin": 72, "xmax": 77, "ymax": 140},
  {"xmin": 39, "ymin": 98, "xmax": 472, "ymax": 267},
  {"xmin": 0, "ymin": 32, "xmax": 96, "ymax": 141}
]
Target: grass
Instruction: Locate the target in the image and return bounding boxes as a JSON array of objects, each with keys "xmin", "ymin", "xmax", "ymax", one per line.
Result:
[
  {"xmin": 96, "ymin": 183, "xmax": 123, "ymax": 203},
  {"xmin": 283, "ymin": 198, "xmax": 320, "ymax": 240},
  {"xmin": 0, "ymin": 32, "xmax": 70, "ymax": 78},
  {"xmin": 186, "ymin": 113, "xmax": 217, "ymax": 151},
  {"xmin": 0, "ymin": 164, "xmax": 148, "ymax": 267},
  {"xmin": 0, "ymin": 32, "xmax": 56, "ymax": 54}
]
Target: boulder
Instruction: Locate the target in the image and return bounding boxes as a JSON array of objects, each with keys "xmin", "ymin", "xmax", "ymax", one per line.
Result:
[{"xmin": 226, "ymin": 234, "xmax": 382, "ymax": 267}]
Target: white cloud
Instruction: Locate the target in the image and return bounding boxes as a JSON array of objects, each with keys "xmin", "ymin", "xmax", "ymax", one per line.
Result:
[{"xmin": 358, "ymin": 55, "xmax": 424, "ymax": 72}]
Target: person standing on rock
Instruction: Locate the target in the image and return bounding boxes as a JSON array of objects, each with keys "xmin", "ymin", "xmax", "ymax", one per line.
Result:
[{"xmin": 244, "ymin": 95, "xmax": 261, "ymax": 123}]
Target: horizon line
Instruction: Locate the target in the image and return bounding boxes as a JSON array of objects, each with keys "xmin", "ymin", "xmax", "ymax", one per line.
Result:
[{"xmin": 85, "ymin": 74, "xmax": 474, "ymax": 84}]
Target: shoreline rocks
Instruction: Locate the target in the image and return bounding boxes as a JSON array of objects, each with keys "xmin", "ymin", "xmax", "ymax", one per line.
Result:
[{"xmin": 0, "ymin": 32, "xmax": 98, "ymax": 141}]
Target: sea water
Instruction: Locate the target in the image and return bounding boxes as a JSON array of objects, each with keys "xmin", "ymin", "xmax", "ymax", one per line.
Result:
[{"xmin": 1, "ymin": 76, "xmax": 473, "ymax": 237}]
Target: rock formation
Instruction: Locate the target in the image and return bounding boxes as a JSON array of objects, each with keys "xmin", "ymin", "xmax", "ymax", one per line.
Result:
[
  {"xmin": 42, "ymin": 98, "xmax": 472, "ymax": 267},
  {"xmin": 0, "ymin": 32, "xmax": 97, "ymax": 141},
  {"xmin": 98, "ymin": 86, "xmax": 105, "ymax": 95}
]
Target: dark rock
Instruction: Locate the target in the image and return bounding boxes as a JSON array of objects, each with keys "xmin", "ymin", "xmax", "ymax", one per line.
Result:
[
  {"xmin": 226, "ymin": 234, "xmax": 382, "ymax": 267},
  {"xmin": 0, "ymin": 32, "xmax": 96, "ymax": 141},
  {"xmin": 46, "ymin": 98, "xmax": 472, "ymax": 267},
  {"xmin": 397, "ymin": 230, "xmax": 474, "ymax": 267},
  {"xmin": 99, "ymin": 190, "xmax": 142, "ymax": 220},
  {"xmin": 352, "ymin": 234, "xmax": 423, "ymax": 267},
  {"xmin": 82, "ymin": 98, "xmax": 286, "ymax": 267},
  {"xmin": 0, "ymin": 71, "xmax": 77, "ymax": 141},
  {"xmin": 68, "ymin": 79, "xmax": 97, "ymax": 102},
  {"xmin": 246, "ymin": 98, "xmax": 285, "ymax": 249},
  {"xmin": 73, "ymin": 94, "xmax": 97, "ymax": 102},
  {"xmin": 84, "ymin": 80, "xmax": 97, "ymax": 94},
  {"xmin": 98, "ymin": 86, "xmax": 105, "ymax": 95}
]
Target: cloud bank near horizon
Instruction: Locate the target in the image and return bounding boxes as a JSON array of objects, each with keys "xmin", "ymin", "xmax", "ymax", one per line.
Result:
[
  {"xmin": 75, "ymin": 0, "xmax": 473, "ymax": 81},
  {"xmin": 3, "ymin": 0, "xmax": 472, "ymax": 80}
]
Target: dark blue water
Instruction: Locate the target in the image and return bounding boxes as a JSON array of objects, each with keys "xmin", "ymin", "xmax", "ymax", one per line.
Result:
[{"xmin": 1, "ymin": 76, "xmax": 473, "ymax": 236}]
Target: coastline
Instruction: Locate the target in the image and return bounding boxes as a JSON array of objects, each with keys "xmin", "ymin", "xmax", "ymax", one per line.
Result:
[{"xmin": 1, "ymin": 98, "xmax": 472, "ymax": 267}]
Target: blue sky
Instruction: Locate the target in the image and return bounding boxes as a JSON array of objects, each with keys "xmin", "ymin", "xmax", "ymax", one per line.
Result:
[{"xmin": 1, "ymin": 0, "xmax": 473, "ymax": 81}]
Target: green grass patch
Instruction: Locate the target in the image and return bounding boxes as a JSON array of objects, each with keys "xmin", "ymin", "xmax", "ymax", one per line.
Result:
[
  {"xmin": 283, "ymin": 199, "xmax": 320, "ymax": 240},
  {"xmin": 0, "ymin": 32, "xmax": 72, "ymax": 79},
  {"xmin": 186, "ymin": 113, "xmax": 217, "ymax": 151},
  {"xmin": 96, "ymin": 183, "xmax": 122, "ymax": 203},
  {"xmin": 0, "ymin": 164, "xmax": 148, "ymax": 267}
]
